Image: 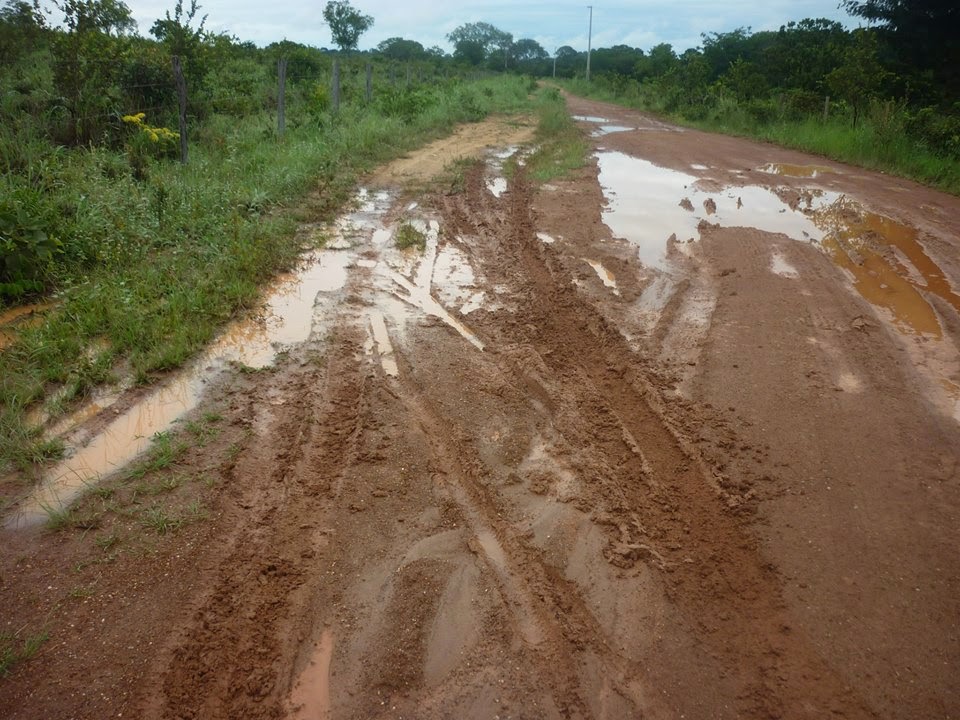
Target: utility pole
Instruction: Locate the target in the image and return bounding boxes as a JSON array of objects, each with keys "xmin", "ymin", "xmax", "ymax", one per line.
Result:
[{"xmin": 586, "ymin": 5, "xmax": 593, "ymax": 82}]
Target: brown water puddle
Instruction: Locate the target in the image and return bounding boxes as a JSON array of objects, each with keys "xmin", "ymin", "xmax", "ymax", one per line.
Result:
[
  {"xmin": 5, "ymin": 192, "xmax": 390, "ymax": 529},
  {"xmin": 0, "ymin": 302, "xmax": 54, "ymax": 350},
  {"xmin": 288, "ymin": 628, "xmax": 335, "ymax": 719},
  {"xmin": 814, "ymin": 199, "xmax": 960, "ymax": 338}
]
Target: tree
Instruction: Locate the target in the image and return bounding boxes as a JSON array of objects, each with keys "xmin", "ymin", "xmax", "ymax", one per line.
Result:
[
  {"xmin": 322, "ymin": 0, "xmax": 372, "ymax": 53},
  {"xmin": 376, "ymin": 37, "xmax": 425, "ymax": 62},
  {"xmin": 512, "ymin": 38, "xmax": 547, "ymax": 62},
  {"xmin": 825, "ymin": 29, "xmax": 885, "ymax": 126},
  {"xmin": 446, "ymin": 21, "xmax": 512, "ymax": 68},
  {"xmin": 842, "ymin": 0, "xmax": 960, "ymax": 101},
  {"xmin": 0, "ymin": 0, "xmax": 49, "ymax": 63}
]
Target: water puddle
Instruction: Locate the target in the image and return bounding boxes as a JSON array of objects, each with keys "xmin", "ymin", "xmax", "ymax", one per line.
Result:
[
  {"xmin": 583, "ymin": 259, "xmax": 620, "ymax": 295},
  {"xmin": 690, "ymin": 164, "xmax": 709, "ymax": 171},
  {"xmin": 573, "ymin": 115, "xmax": 610, "ymax": 123},
  {"xmin": 761, "ymin": 163, "xmax": 835, "ymax": 178},
  {"xmin": 6, "ymin": 190, "xmax": 393, "ymax": 528},
  {"xmin": 288, "ymin": 628, "xmax": 335, "ymax": 720},
  {"xmin": 592, "ymin": 125, "xmax": 633, "ymax": 137},
  {"xmin": 537, "ymin": 232, "xmax": 557, "ymax": 244},
  {"xmin": 596, "ymin": 152, "xmax": 839, "ymax": 269},
  {"xmin": 368, "ymin": 311, "xmax": 398, "ymax": 377},
  {"xmin": 814, "ymin": 200, "xmax": 960, "ymax": 338},
  {"xmin": 486, "ymin": 177, "xmax": 508, "ymax": 198},
  {"xmin": 0, "ymin": 302, "xmax": 54, "ymax": 350},
  {"xmin": 383, "ymin": 221, "xmax": 486, "ymax": 351},
  {"xmin": 770, "ymin": 250, "xmax": 800, "ymax": 279}
]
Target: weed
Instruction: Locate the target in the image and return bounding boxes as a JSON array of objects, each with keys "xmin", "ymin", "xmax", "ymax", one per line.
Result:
[
  {"xmin": 94, "ymin": 530, "xmax": 119, "ymax": 550},
  {"xmin": 0, "ymin": 629, "xmax": 48, "ymax": 677},
  {"xmin": 394, "ymin": 222, "xmax": 427, "ymax": 251},
  {"xmin": 140, "ymin": 504, "xmax": 182, "ymax": 535},
  {"xmin": 68, "ymin": 585, "xmax": 94, "ymax": 599}
]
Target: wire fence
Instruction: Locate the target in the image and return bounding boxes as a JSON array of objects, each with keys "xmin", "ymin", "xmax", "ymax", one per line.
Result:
[{"xmin": 49, "ymin": 55, "xmax": 491, "ymax": 162}]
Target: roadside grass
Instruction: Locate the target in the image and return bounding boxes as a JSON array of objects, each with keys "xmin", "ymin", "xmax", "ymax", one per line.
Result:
[
  {"xmin": 559, "ymin": 78, "xmax": 960, "ymax": 195},
  {"xmin": 0, "ymin": 629, "xmax": 48, "ymax": 677},
  {"xmin": 525, "ymin": 87, "xmax": 589, "ymax": 183},
  {"xmin": 0, "ymin": 75, "xmax": 536, "ymax": 474}
]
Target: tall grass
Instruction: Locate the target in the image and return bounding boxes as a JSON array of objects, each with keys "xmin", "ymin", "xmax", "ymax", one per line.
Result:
[{"xmin": 0, "ymin": 74, "xmax": 535, "ymax": 471}]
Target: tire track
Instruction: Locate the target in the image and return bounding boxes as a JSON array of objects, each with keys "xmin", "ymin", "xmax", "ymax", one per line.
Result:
[{"xmin": 440, "ymin": 164, "xmax": 878, "ymax": 719}]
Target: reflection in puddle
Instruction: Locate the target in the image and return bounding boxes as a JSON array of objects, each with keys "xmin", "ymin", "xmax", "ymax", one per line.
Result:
[
  {"xmin": 596, "ymin": 152, "xmax": 837, "ymax": 269},
  {"xmin": 814, "ymin": 201, "xmax": 960, "ymax": 338},
  {"xmin": 537, "ymin": 232, "xmax": 557, "ymax": 244},
  {"xmin": 7, "ymin": 191, "xmax": 392, "ymax": 528},
  {"xmin": 583, "ymin": 259, "xmax": 620, "ymax": 295},
  {"xmin": 387, "ymin": 220, "xmax": 484, "ymax": 350},
  {"xmin": 761, "ymin": 163, "xmax": 835, "ymax": 178},
  {"xmin": 368, "ymin": 311, "xmax": 399, "ymax": 377},
  {"xmin": 573, "ymin": 115, "xmax": 609, "ymax": 123},
  {"xmin": 486, "ymin": 177, "xmax": 508, "ymax": 197},
  {"xmin": 770, "ymin": 251, "xmax": 800, "ymax": 279},
  {"xmin": 592, "ymin": 125, "xmax": 633, "ymax": 137}
]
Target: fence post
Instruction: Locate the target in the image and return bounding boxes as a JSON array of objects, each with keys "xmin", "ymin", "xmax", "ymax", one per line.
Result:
[
  {"xmin": 823, "ymin": 96, "xmax": 830, "ymax": 123},
  {"xmin": 277, "ymin": 57, "xmax": 288, "ymax": 137},
  {"xmin": 171, "ymin": 55, "xmax": 188, "ymax": 164},
  {"xmin": 405, "ymin": 63, "xmax": 411, "ymax": 87},
  {"xmin": 332, "ymin": 58, "xmax": 341, "ymax": 113},
  {"xmin": 365, "ymin": 62, "xmax": 372, "ymax": 103}
]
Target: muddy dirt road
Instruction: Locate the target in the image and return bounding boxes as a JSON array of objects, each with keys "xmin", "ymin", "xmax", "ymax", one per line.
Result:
[{"xmin": 2, "ymin": 97, "xmax": 959, "ymax": 719}]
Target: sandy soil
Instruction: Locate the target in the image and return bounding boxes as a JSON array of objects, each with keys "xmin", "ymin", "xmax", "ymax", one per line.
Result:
[{"xmin": 1, "ymin": 101, "xmax": 958, "ymax": 720}]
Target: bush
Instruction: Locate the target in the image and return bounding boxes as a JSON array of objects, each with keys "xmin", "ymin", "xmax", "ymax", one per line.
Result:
[{"xmin": 0, "ymin": 185, "xmax": 61, "ymax": 300}]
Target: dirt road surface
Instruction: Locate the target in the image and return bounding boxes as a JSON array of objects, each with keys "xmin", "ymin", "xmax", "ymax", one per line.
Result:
[{"xmin": 2, "ymin": 96, "xmax": 959, "ymax": 719}]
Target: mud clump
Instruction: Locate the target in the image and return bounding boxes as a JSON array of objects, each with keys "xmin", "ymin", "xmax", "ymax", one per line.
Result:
[{"xmin": 679, "ymin": 197, "xmax": 695, "ymax": 212}]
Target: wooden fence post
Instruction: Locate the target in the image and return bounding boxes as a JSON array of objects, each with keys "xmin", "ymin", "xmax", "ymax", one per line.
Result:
[
  {"xmin": 365, "ymin": 62, "xmax": 372, "ymax": 103},
  {"xmin": 171, "ymin": 55, "xmax": 188, "ymax": 164},
  {"xmin": 332, "ymin": 58, "xmax": 341, "ymax": 113},
  {"xmin": 823, "ymin": 96, "xmax": 830, "ymax": 123},
  {"xmin": 406, "ymin": 63, "xmax": 411, "ymax": 87},
  {"xmin": 277, "ymin": 57, "xmax": 288, "ymax": 137}
]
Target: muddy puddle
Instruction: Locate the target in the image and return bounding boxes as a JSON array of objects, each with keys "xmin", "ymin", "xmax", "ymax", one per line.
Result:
[
  {"xmin": 814, "ymin": 201, "xmax": 960, "ymax": 338},
  {"xmin": 597, "ymin": 153, "xmax": 960, "ymax": 342},
  {"xmin": 596, "ymin": 152, "xmax": 838, "ymax": 269},
  {"xmin": 6, "ymin": 185, "xmax": 500, "ymax": 527},
  {"xmin": 5, "ymin": 192, "xmax": 392, "ymax": 529},
  {"xmin": 0, "ymin": 303, "xmax": 54, "ymax": 350}
]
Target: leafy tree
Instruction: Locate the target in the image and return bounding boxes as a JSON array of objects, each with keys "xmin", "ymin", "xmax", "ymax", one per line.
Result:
[
  {"xmin": 825, "ymin": 29, "xmax": 886, "ymax": 126},
  {"xmin": 376, "ymin": 37, "xmax": 425, "ymax": 62},
  {"xmin": 322, "ymin": 0, "xmax": 373, "ymax": 53},
  {"xmin": 0, "ymin": 0, "xmax": 49, "ymax": 63},
  {"xmin": 842, "ymin": 0, "xmax": 960, "ymax": 101},
  {"xmin": 51, "ymin": 0, "xmax": 136, "ymax": 143},
  {"xmin": 512, "ymin": 38, "xmax": 547, "ymax": 62},
  {"xmin": 446, "ymin": 22, "xmax": 512, "ymax": 68}
]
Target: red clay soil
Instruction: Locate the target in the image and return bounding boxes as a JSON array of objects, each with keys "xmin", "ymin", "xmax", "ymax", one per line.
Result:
[{"xmin": 1, "ymin": 97, "xmax": 958, "ymax": 719}]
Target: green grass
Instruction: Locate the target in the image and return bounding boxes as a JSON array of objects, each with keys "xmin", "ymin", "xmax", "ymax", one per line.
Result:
[
  {"xmin": 394, "ymin": 222, "xmax": 427, "ymax": 251},
  {"xmin": 0, "ymin": 74, "xmax": 537, "ymax": 474},
  {"xmin": 559, "ymin": 78, "xmax": 960, "ymax": 195},
  {"xmin": 525, "ymin": 87, "xmax": 589, "ymax": 183},
  {"xmin": 0, "ymin": 629, "xmax": 48, "ymax": 677}
]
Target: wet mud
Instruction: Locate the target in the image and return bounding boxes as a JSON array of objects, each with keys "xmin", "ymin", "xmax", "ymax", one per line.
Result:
[{"xmin": 1, "ymin": 106, "xmax": 959, "ymax": 720}]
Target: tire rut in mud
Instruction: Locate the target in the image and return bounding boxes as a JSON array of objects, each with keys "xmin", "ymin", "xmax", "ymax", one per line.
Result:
[{"xmin": 436, "ymin": 164, "xmax": 877, "ymax": 718}]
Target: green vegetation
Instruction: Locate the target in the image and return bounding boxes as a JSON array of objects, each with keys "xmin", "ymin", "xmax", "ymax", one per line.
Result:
[
  {"xmin": 0, "ymin": 0, "xmax": 537, "ymax": 473},
  {"xmin": 525, "ymin": 88, "xmax": 588, "ymax": 182},
  {"xmin": 552, "ymin": 10, "xmax": 960, "ymax": 194},
  {"xmin": 0, "ymin": 629, "xmax": 48, "ymax": 677},
  {"xmin": 394, "ymin": 223, "xmax": 427, "ymax": 251}
]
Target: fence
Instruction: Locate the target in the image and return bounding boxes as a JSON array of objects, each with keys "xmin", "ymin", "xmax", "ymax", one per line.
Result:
[{"xmin": 39, "ymin": 53, "xmax": 482, "ymax": 164}]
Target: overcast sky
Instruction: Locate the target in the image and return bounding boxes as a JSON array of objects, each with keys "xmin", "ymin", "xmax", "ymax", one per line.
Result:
[{"xmin": 120, "ymin": 0, "xmax": 857, "ymax": 54}]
